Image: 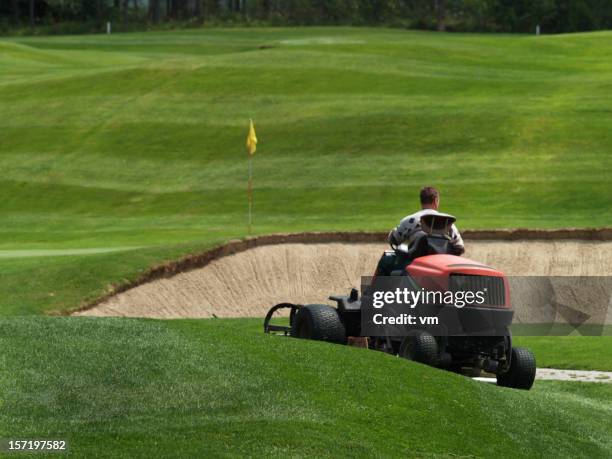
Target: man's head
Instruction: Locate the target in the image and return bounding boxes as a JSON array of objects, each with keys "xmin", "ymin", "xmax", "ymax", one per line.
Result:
[{"xmin": 420, "ymin": 186, "xmax": 440, "ymax": 210}]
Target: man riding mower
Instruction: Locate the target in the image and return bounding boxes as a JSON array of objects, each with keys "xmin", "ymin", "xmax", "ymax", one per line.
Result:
[{"xmin": 264, "ymin": 188, "xmax": 536, "ymax": 390}]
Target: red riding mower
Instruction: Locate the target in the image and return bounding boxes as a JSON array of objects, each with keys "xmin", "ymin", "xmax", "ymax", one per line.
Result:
[{"xmin": 264, "ymin": 214, "xmax": 536, "ymax": 390}]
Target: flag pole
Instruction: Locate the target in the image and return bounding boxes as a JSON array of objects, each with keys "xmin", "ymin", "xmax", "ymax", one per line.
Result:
[
  {"xmin": 248, "ymin": 154, "xmax": 253, "ymax": 235},
  {"xmin": 246, "ymin": 118, "xmax": 257, "ymax": 235}
]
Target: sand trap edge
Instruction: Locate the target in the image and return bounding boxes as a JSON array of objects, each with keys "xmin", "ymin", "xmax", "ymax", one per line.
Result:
[{"xmin": 68, "ymin": 228, "xmax": 612, "ymax": 316}]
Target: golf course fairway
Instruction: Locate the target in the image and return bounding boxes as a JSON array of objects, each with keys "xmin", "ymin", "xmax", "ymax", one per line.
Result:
[{"xmin": 0, "ymin": 27, "xmax": 611, "ymax": 457}]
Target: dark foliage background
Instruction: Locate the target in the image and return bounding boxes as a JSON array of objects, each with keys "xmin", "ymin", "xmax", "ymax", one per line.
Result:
[{"xmin": 1, "ymin": 0, "xmax": 611, "ymax": 34}]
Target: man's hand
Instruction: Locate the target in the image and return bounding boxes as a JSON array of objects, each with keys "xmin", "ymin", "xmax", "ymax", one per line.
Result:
[{"xmin": 388, "ymin": 229, "xmax": 402, "ymax": 247}]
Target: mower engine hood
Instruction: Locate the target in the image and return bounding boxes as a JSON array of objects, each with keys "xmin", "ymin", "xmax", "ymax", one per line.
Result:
[
  {"xmin": 406, "ymin": 254, "xmax": 510, "ymax": 308},
  {"xmin": 406, "ymin": 254, "xmax": 505, "ymax": 278}
]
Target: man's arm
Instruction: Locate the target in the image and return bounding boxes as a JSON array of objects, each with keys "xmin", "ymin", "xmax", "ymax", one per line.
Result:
[
  {"xmin": 450, "ymin": 223, "xmax": 465, "ymax": 255},
  {"xmin": 388, "ymin": 228, "xmax": 402, "ymax": 246},
  {"xmin": 388, "ymin": 214, "xmax": 419, "ymax": 246}
]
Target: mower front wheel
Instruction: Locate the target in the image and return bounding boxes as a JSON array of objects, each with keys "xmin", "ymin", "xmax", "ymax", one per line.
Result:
[
  {"xmin": 497, "ymin": 347, "xmax": 536, "ymax": 390},
  {"xmin": 291, "ymin": 304, "xmax": 346, "ymax": 344},
  {"xmin": 399, "ymin": 331, "xmax": 440, "ymax": 367}
]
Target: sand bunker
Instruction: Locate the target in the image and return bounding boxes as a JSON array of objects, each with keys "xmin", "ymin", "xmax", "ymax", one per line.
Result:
[{"xmin": 75, "ymin": 238, "xmax": 612, "ymax": 323}]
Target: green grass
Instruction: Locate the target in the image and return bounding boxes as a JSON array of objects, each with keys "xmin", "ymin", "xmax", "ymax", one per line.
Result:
[
  {"xmin": 514, "ymin": 336, "xmax": 612, "ymax": 371},
  {"xmin": 0, "ymin": 28, "xmax": 612, "ymax": 315},
  {"xmin": 0, "ymin": 317, "xmax": 610, "ymax": 458},
  {"xmin": 1, "ymin": 28, "xmax": 611, "ymax": 457}
]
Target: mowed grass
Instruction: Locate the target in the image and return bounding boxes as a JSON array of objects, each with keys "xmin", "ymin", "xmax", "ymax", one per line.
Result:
[
  {"xmin": 0, "ymin": 28, "xmax": 611, "ymax": 315},
  {"xmin": 0, "ymin": 318, "xmax": 611, "ymax": 458},
  {"xmin": 1, "ymin": 29, "xmax": 611, "ymax": 457},
  {"xmin": 514, "ymin": 335, "xmax": 612, "ymax": 371}
]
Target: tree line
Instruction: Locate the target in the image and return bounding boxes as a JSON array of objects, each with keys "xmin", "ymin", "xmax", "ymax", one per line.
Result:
[{"xmin": 2, "ymin": 0, "xmax": 611, "ymax": 34}]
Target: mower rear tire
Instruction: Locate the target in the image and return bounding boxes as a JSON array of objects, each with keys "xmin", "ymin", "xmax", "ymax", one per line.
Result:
[
  {"xmin": 291, "ymin": 304, "xmax": 346, "ymax": 344},
  {"xmin": 399, "ymin": 331, "xmax": 440, "ymax": 367},
  {"xmin": 497, "ymin": 347, "xmax": 536, "ymax": 390}
]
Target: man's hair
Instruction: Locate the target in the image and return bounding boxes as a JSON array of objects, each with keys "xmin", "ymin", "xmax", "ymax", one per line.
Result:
[{"xmin": 420, "ymin": 186, "xmax": 439, "ymax": 205}]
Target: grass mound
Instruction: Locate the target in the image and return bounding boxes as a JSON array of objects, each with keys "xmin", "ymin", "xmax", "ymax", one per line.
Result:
[{"xmin": 1, "ymin": 317, "xmax": 610, "ymax": 457}]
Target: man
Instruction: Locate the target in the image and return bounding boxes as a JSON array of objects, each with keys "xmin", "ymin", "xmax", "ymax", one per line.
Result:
[
  {"xmin": 388, "ymin": 186, "xmax": 464, "ymax": 255},
  {"xmin": 375, "ymin": 187, "xmax": 464, "ymax": 277}
]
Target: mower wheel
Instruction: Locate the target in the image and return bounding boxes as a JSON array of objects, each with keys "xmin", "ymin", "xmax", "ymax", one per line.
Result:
[
  {"xmin": 399, "ymin": 331, "xmax": 440, "ymax": 367},
  {"xmin": 497, "ymin": 347, "xmax": 536, "ymax": 390},
  {"xmin": 291, "ymin": 304, "xmax": 346, "ymax": 344}
]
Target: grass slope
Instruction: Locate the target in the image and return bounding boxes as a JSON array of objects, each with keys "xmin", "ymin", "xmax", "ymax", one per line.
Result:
[
  {"xmin": 0, "ymin": 318, "xmax": 611, "ymax": 458},
  {"xmin": 0, "ymin": 28, "xmax": 611, "ymax": 314}
]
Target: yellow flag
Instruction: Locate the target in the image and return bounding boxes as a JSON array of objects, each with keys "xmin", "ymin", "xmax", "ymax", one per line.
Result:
[{"xmin": 246, "ymin": 119, "xmax": 257, "ymax": 155}]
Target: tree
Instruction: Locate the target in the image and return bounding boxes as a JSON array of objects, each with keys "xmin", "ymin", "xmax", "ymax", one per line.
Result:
[
  {"xmin": 168, "ymin": 0, "xmax": 179, "ymax": 19},
  {"xmin": 96, "ymin": 0, "xmax": 103, "ymax": 22},
  {"xmin": 194, "ymin": 0, "xmax": 203, "ymax": 19},
  {"xmin": 11, "ymin": 0, "xmax": 20, "ymax": 21},
  {"xmin": 435, "ymin": 0, "xmax": 446, "ymax": 31},
  {"xmin": 29, "ymin": 0, "xmax": 35, "ymax": 26},
  {"xmin": 150, "ymin": 0, "xmax": 161, "ymax": 22},
  {"xmin": 122, "ymin": 0, "xmax": 129, "ymax": 22},
  {"xmin": 200, "ymin": 0, "xmax": 218, "ymax": 19},
  {"xmin": 2, "ymin": 0, "xmax": 611, "ymax": 33}
]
